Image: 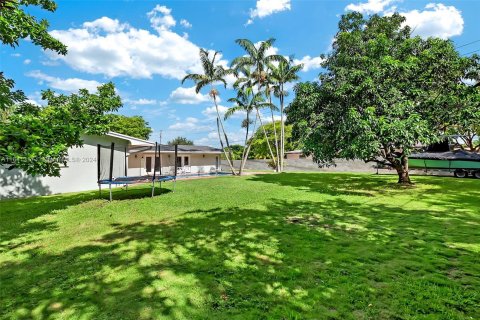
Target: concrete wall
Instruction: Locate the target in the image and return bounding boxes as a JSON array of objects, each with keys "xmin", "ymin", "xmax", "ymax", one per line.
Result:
[
  {"xmin": 127, "ymin": 152, "xmax": 221, "ymax": 175},
  {"xmin": 233, "ymin": 158, "xmax": 378, "ymax": 172},
  {"xmin": 0, "ymin": 135, "xmax": 129, "ymax": 199}
]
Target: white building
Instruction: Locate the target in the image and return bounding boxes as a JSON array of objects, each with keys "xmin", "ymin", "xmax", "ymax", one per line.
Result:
[{"xmin": 0, "ymin": 132, "xmax": 222, "ymax": 199}]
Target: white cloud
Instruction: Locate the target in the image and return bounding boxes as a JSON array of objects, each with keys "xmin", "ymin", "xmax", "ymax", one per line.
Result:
[
  {"xmin": 247, "ymin": 0, "xmax": 291, "ymax": 25},
  {"xmin": 46, "ymin": 8, "xmax": 202, "ymax": 79},
  {"xmin": 344, "ymin": 1, "xmax": 464, "ymax": 39},
  {"xmin": 401, "ymin": 3, "xmax": 463, "ymax": 39},
  {"xmin": 23, "ymin": 59, "xmax": 31, "ymax": 65},
  {"xmin": 26, "ymin": 70, "xmax": 102, "ymax": 92},
  {"xmin": 293, "ymin": 55, "xmax": 324, "ymax": 72},
  {"xmin": 148, "ymin": 5, "xmax": 176, "ymax": 32},
  {"xmin": 169, "ymin": 86, "xmax": 211, "ymax": 104},
  {"xmin": 180, "ymin": 19, "xmax": 192, "ymax": 28},
  {"xmin": 11, "ymin": 53, "xmax": 21, "ymax": 57},
  {"xmin": 202, "ymin": 105, "xmax": 230, "ymax": 119},
  {"xmin": 168, "ymin": 117, "xmax": 212, "ymax": 133},
  {"xmin": 124, "ymin": 98, "xmax": 157, "ymax": 105},
  {"xmin": 195, "ymin": 129, "xmax": 246, "ymax": 147},
  {"xmin": 345, "ymin": 0, "xmax": 395, "ymax": 14},
  {"xmin": 83, "ymin": 16, "xmax": 128, "ymax": 33}
]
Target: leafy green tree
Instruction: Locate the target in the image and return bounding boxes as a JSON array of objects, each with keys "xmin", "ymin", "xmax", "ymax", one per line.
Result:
[
  {"xmin": 182, "ymin": 49, "xmax": 236, "ymax": 174},
  {"xmin": 269, "ymin": 59, "xmax": 303, "ymax": 172},
  {"xmin": 226, "ymin": 145, "xmax": 245, "ymax": 160},
  {"xmin": 1, "ymin": 0, "xmax": 123, "ymax": 176},
  {"xmin": 168, "ymin": 136, "xmax": 194, "ymax": 145},
  {"xmin": 437, "ymin": 62, "xmax": 480, "ymax": 151},
  {"xmin": 250, "ymin": 121, "xmax": 297, "ymax": 159},
  {"xmin": 287, "ymin": 13, "xmax": 476, "ymax": 184},
  {"xmin": 107, "ymin": 114, "xmax": 152, "ymax": 140},
  {"xmin": 0, "ymin": 0, "xmax": 67, "ymax": 54},
  {"xmin": 1, "ymin": 83, "xmax": 122, "ymax": 176}
]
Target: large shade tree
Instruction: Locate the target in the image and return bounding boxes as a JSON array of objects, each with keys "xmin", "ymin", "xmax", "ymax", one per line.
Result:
[
  {"xmin": 287, "ymin": 12, "xmax": 478, "ymax": 184},
  {"xmin": 182, "ymin": 49, "xmax": 236, "ymax": 174},
  {"xmin": 1, "ymin": 0, "xmax": 123, "ymax": 176},
  {"xmin": 1, "ymin": 83, "xmax": 122, "ymax": 176}
]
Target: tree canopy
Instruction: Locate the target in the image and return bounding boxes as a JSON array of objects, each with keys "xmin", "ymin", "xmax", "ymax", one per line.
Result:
[
  {"xmin": 107, "ymin": 114, "xmax": 152, "ymax": 140},
  {"xmin": 1, "ymin": 0, "xmax": 124, "ymax": 176},
  {"xmin": 0, "ymin": 0, "xmax": 67, "ymax": 54},
  {"xmin": 287, "ymin": 12, "xmax": 479, "ymax": 183},
  {"xmin": 168, "ymin": 136, "xmax": 194, "ymax": 145},
  {"xmin": 250, "ymin": 121, "xmax": 297, "ymax": 159},
  {"xmin": 1, "ymin": 83, "xmax": 122, "ymax": 176}
]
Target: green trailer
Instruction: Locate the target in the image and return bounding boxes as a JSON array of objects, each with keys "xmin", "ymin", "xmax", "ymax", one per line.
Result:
[{"xmin": 409, "ymin": 150, "xmax": 480, "ymax": 178}]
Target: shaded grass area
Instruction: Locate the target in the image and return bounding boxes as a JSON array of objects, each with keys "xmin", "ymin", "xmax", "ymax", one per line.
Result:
[{"xmin": 1, "ymin": 173, "xmax": 479, "ymax": 319}]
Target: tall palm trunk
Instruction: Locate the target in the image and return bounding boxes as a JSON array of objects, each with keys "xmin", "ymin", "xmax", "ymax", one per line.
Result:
[
  {"xmin": 256, "ymin": 107, "xmax": 276, "ymax": 165},
  {"xmin": 240, "ymin": 111, "xmax": 258, "ymax": 174},
  {"xmin": 213, "ymin": 94, "xmax": 236, "ymax": 175},
  {"xmin": 239, "ymin": 110, "xmax": 250, "ymax": 175},
  {"xmin": 280, "ymin": 84, "xmax": 285, "ymax": 172},
  {"xmin": 268, "ymin": 90, "xmax": 280, "ymax": 173},
  {"xmin": 257, "ymin": 74, "xmax": 278, "ymax": 171}
]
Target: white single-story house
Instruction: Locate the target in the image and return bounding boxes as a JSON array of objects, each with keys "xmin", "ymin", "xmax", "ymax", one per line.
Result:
[
  {"xmin": 0, "ymin": 131, "xmax": 222, "ymax": 199},
  {"xmin": 127, "ymin": 143, "xmax": 222, "ymax": 176}
]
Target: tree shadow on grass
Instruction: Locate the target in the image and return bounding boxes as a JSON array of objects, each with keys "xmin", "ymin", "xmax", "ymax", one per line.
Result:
[
  {"xmin": 0, "ymin": 185, "xmax": 173, "ymax": 253},
  {"xmin": 1, "ymin": 196, "xmax": 479, "ymax": 319},
  {"xmin": 248, "ymin": 172, "xmax": 480, "ymax": 209}
]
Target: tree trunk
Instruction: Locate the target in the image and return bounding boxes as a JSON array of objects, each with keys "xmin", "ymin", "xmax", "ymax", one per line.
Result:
[
  {"xmin": 239, "ymin": 111, "xmax": 250, "ymax": 176},
  {"xmin": 215, "ymin": 96, "xmax": 235, "ymax": 165},
  {"xmin": 240, "ymin": 113, "xmax": 258, "ymax": 175},
  {"xmin": 213, "ymin": 95, "xmax": 236, "ymax": 175},
  {"xmin": 269, "ymin": 92, "xmax": 280, "ymax": 173},
  {"xmin": 280, "ymin": 85, "xmax": 285, "ymax": 172},
  {"xmin": 216, "ymin": 118, "xmax": 236, "ymax": 175},
  {"xmin": 395, "ymin": 156, "xmax": 412, "ymax": 184},
  {"xmin": 256, "ymin": 107, "xmax": 277, "ymax": 168}
]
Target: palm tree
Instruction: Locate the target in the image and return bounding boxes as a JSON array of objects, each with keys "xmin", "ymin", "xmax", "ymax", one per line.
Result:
[
  {"xmin": 264, "ymin": 73, "xmax": 280, "ymax": 170},
  {"xmin": 182, "ymin": 48, "xmax": 236, "ymax": 174},
  {"xmin": 225, "ymin": 90, "xmax": 273, "ymax": 175},
  {"xmin": 231, "ymin": 38, "xmax": 285, "ymax": 171},
  {"xmin": 269, "ymin": 59, "xmax": 303, "ymax": 171}
]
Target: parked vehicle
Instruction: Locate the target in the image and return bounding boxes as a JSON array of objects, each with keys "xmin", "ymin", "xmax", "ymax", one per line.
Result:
[{"xmin": 409, "ymin": 150, "xmax": 480, "ymax": 178}]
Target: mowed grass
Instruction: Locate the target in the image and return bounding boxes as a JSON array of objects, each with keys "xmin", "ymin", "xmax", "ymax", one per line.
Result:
[{"xmin": 1, "ymin": 173, "xmax": 479, "ymax": 320}]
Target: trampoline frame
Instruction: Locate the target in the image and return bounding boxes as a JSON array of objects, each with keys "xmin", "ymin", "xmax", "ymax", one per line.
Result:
[{"xmin": 97, "ymin": 142, "xmax": 178, "ymax": 201}]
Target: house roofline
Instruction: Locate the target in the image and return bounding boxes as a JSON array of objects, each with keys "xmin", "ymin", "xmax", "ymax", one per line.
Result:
[{"xmin": 106, "ymin": 131, "xmax": 154, "ymax": 146}]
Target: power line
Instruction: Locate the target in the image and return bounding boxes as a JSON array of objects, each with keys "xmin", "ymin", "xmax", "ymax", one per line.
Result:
[
  {"xmin": 456, "ymin": 39, "xmax": 480, "ymax": 49},
  {"xmin": 462, "ymin": 49, "xmax": 480, "ymax": 56}
]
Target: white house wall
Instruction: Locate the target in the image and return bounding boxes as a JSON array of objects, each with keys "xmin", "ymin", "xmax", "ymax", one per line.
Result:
[
  {"xmin": 127, "ymin": 152, "xmax": 221, "ymax": 176},
  {"xmin": 0, "ymin": 135, "xmax": 128, "ymax": 199}
]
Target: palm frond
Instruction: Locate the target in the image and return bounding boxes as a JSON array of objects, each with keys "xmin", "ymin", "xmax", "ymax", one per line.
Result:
[
  {"xmin": 235, "ymin": 38, "xmax": 257, "ymax": 57},
  {"xmin": 258, "ymin": 38, "xmax": 276, "ymax": 57},
  {"xmin": 195, "ymin": 80, "xmax": 210, "ymax": 93},
  {"xmin": 181, "ymin": 73, "xmax": 205, "ymax": 84},
  {"xmin": 199, "ymin": 48, "xmax": 213, "ymax": 76},
  {"xmin": 231, "ymin": 56, "xmax": 254, "ymax": 69}
]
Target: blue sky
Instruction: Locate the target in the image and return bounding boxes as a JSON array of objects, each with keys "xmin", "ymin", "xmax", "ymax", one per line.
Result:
[{"xmin": 2, "ymin": 0, "xmax": 479, "ymax": 146}]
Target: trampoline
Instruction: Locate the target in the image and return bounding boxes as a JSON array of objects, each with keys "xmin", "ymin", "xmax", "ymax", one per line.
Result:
[{"xmin": 97, "ymin": 142, "xmax": 178, "ymax": 201}]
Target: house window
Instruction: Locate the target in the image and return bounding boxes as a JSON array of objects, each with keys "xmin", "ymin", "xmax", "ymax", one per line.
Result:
[
  {"xmin": 176, "ymin": 156, "xmax": 182, "ymax": 168},
  {"xmin": 184, "ymin": 156, "xmax": 189, "ymax": 166},
  {"xmin": 155, "ymin": 156, "xmax": 160, "ymax": 171}
]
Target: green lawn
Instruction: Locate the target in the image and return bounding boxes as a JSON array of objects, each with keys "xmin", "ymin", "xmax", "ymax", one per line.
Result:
[{"xmin": 1, "ymin": 173, "xmax": 479, "ymax": 319}]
